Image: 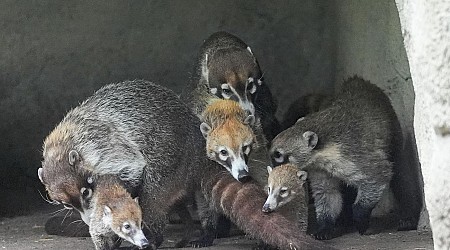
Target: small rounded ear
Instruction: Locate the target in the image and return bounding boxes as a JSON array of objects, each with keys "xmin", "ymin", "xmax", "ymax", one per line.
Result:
[
  {"xmin": 244, "ymin": 115, "xmax": 255, "ymax": 126},
  {"xmin": 296, "ymin": 170, "xmax": 308, "ymax": 182},
  {"xmin": 103, "ymin": 205, "xmax": 112, "ymax": 217},
  {"xmin": 200, "ymin": 122, "xmax": 211, "ymax": 139},
  {"xmin": 134, "ymin": 197, "xmax": 139, "ymax": 204},
  {"xmin": 303, "ymin": 131, "xmax": 318, "ymax": 149},
  {"xmin": 296, "ymin": 117, "xmax": 305, "ymax": 123},
  {"xmin": 37, "ymin": 168, "xmax": 44, "ymax": 183},
  {"xmin": 267, "ymin": 166, "xmax": 273, "ymax": 174},
  {"xmin": 68, "ymin": 150, "xmax": 80, "ymax": 166}
]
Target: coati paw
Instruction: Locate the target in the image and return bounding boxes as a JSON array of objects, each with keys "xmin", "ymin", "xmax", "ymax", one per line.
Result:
[
  {"xmin": 398, "ymin": 217, "xmax": 418, "ymax": 231},
  {"xmin": 313, "ymin": 229, "xmax": 335, "ymax": 240},
  {"xmin": 252, "ymin": 240, "xmax": 278, "ymax": 250},
  {"xmin": 352, "ymin": 204, "xmax": 371, "ymax": 235},
  {"xmin": 189, "ymin": 236, "xmax": 214, "ymax": 248}
]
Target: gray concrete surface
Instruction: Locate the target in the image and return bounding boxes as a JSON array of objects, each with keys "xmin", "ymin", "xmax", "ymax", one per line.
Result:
[
  {"xmin": 0, "ymin": 209, "xmax": 434, "ymax": 250},
  {"xmin": 395, "ymin": 0, "xmax": 450, "ymax": 248}
]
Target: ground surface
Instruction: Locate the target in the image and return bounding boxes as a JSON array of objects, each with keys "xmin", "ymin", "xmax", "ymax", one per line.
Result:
[{"xmin": 0, "ymin": 207, "xmax": 433, "ymax": 250}]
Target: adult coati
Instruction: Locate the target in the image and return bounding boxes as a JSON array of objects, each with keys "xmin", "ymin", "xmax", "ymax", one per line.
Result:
[
  {"xmin": 87, "ymin": 175, "xmax": 148, "ymax": 250},
  {"xmin": 184, "ymin": 31, "xmax": 281, "ymax": 141},
  {"xmin": 263, "ymin": 164, "xmax": 309, "ymax": 232},
  {"xmin": 38, "ymin": 80, "xmax": 332, "ymax": 250},
  {"xmin": 200, "ymin": 99, "xmax": 269, "ymax": 184},
  {"xmin": 269, "ymin": 77, "xmax": 401, "ymax": 239}
]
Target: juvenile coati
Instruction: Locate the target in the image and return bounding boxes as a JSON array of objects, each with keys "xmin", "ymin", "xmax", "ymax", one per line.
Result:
[
  {"xmin": 87, "ymin": 175, "xmax": 148, "ymax": 250},
  {"xmin": 38, "ymin": 80, "xmax": 332, "ymax": 250},
  {"xmin": 184, "ymin": 31, "xmax": 281, "ymax": 141},
  {"xmin": 281, "ymin": 94, "xmax": 333, "ymax": 130},
  {"xmin": 200, "ymin": 99, "xmax": 269, "ymax": 184},
  {"xmin": 270, "ymin": 77, "xmax": 401, "ymax": 239},
  {"xmin": 263, "ymin": 164, "xmax": 309, "ymax": 232}
]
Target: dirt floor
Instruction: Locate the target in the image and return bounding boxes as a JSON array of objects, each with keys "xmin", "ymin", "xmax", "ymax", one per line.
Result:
[{"xmin": 0, "ymin": 206, "xmax": 434, "ymax": 250}]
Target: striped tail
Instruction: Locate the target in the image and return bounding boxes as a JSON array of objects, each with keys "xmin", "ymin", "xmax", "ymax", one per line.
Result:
[{"xmin": 205, "ymin": 172, "xmax": 335, "ymax": 250}]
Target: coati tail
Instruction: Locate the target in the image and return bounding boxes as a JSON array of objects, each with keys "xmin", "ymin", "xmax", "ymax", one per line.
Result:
[{"xmin": 207, "ymin": 173, "xmax": 334, "ymax": 250}]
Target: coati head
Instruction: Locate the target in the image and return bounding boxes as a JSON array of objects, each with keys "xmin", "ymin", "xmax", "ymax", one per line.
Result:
[
  {"xmin": 200, "ymin": 100, "xmax": 256, "ymax": 182},
  {"xmin": 203, "ymin": 46, "xmax": 263, "ymax": 116},
  {"xmin": 38, "ymin": 122, "xmax": 95, "ymax": 220},
  {"xmin": 269, "ymin": 118, "xmax": 319, "ymax": 168},
  {"xmin": 98, "ymin": 183, "xmax": 148, "ymax": 249},
  {"xmin": 263, "ymin": 164, "xmax": 307, "ymax": 213}
]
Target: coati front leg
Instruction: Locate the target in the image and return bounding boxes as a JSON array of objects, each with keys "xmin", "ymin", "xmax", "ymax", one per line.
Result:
[
  {"xmin": 89, "ymin": 223, "xmax": 121, "ymax": 250},
  {"xmin": 352, "ymin": 182, "xmax": 387, "ymax": 235},
  {"xmin": 309, "ymin": 171, "xmax": 343, "ymax": 240}
]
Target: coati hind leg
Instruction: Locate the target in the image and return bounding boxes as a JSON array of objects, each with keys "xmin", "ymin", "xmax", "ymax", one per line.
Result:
[
  {"xmin": 309, "ymin": 171, "xmax": 343, "ymax": 240},
  {"xmin": 352, "ymin": 182, "xmax": 387, "ymax": 235},
  {"xmin": 189, "ymin": 191, "xmax": 220, "ymax": 248}
]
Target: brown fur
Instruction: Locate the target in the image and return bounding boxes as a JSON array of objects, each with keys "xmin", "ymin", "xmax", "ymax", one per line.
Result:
[{"xmin": 267, "ymin": 164, "xmax": 309, "ymax": 231}]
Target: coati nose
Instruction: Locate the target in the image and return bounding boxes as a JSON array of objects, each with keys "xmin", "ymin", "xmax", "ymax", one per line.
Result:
[
  {"xmin": 140, "ymin": 238, "xmax": 149, "ymax": 249},
  {"xmin": 237, "ymin": 170, "xmax": 251, "ymax": 182},
  {"xmin": 262, "ymin": 204, "xmax": 273, "ymax": 213}
]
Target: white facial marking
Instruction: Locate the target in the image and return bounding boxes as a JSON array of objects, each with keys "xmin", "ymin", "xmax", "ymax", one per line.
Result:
[
  {"xmin": 280, "ymin": 187, "xmax": 289, "ymax": 198},
  {"xmin": 221, "ymin": 83, "xmax": 232, "ymax": 99},
  {"xmin": 218, "ymin": 146, "xmax": 229, "ymax": 161},
  {"xmin": 243, "ymin": 145, "xmax": 251, "ymax": 155},
  {"xmin": 257, "ymin": 79, "xmax": 263, "ymax": 85},
  {"xmin": 201, "ymin": 54, "xmax": 209, "ymax": 86},
  {"xmin": 210, "ymin": 87, "xmax": 217, "ymax": 95},
  {"xmin": 131, "ymin": 229, "xmax": 148, "ymax": 248},
  {"xmin": 230, "ymin": 156, "xmax": 248, "ymax": 181},
  {"xmin": 37, "ymin": 168, "xmax": 44, "ymax": 183},
  {"xmin": 247, "ymin": 77, "xmax": 257, "ymax": 94},
  {"xmin": 80, "ymin": 208, "xmax": 93, "ymax": 225},
  {"xmin": 240, "ymin": 101, "xmax": 255, "ymax": 116}
]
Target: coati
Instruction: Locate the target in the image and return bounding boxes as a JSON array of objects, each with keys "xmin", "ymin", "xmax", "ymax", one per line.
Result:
[
  {"xmin": 269, "ymin": 77, "xmax": 401, "ymax": 239},
  {"xmin": 184, "ymin": 31, "xmax": 281, "ymax": 141},
  {"xmin": 87, "ymin": 175, "xmax": 149, "ymax": 250},
  {"xmin": 200, "ymin": 99, "xmax": 269, "ymax": 184},
  {"xmin": 38, "ymin": 80, "xmax": 332, "ymax": 250},
  {"xmin": 263, "ymin": 164, "xmax": 309, "ymax": 232},
  {"xmin": 281, "ymin": 94, "xmax": 333, "ymax": 130}
]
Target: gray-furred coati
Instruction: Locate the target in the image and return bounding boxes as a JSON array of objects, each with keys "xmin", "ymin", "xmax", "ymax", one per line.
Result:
[
  {"xmin": 38, "ymin": 80, "xmax": 333, "ymax": 250},
  {"xmin": 87, "ymin": 174, "xmax": 148, "ymax": 250},
  {"xmin": 183, "ymin": 31, "xmax": 281, "ymax": 141},
  {"xmin": 270, "ymin": 77, "xmax": 401, "ymax": 240}
]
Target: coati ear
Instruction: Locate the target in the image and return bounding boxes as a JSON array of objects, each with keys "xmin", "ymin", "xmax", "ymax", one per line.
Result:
[
  {"xmin": 297, "ymin": 170, "xmax": 308, "ymax": 182},
  {"xmin": 68, "ymin": 150, "xmax": 80, "ymax": 166},
  {"xmin": 244, "ymin": 115, "xmax": 255, "ymax": 126},
  {"xmin": 246, "ymin": 46, "xmax": 253, "ymax": 55},
  {"xmin": 200, "ymin": 122, "xmax": 211, "ymax": 139},
  {"xmin": 103, "ymin": 205, "xmax": 112, "ymax": 218},
  {"xmin": 267, "ymin": 166, "xmax": 273, "ymax": 174},
  {"xmin": 303, "ymin": 131, "xmax": 318, "ymax": 149},
  {"xmin": 296, "ymin": 117, "xmax": 305, "ymax": 123},
  {"xmin": 37, "ymin": 168, "xmax": 44, "ymax": 183},
  {"xmin": 134, "ymin": 197, "xmax": 139, "ymax": 204}
]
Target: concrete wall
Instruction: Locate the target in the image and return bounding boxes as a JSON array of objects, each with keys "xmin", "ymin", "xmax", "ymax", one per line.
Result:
[
  {"xmin": 0, "ymin": 1, "xmax": 335, "ymax": 216},
  {"xmin": 333, "ymin": 0, "xmax": 424, "ymax": 228},
  {"xmin": 396, "ymin": 0, "xmax": 450, "ymax": 248}
]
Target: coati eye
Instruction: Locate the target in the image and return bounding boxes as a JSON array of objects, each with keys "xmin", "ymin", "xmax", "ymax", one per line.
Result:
[
  {"xmin": 220, "ymin": 149, "xmax": 228, "ymax": 156},
  {"xmin": 81, "ymin": 187, "xmax": 92, "ymax": 199},
  {"xmin": 273, "ymin": 150, "xmax": 284, "ymax": 163},
  {"xmin": 280, "ymin": 188, "xmax": 289, "ymax": 197},
  {"xmin": 123, "ymin": 223, "xmax": 131, "ymax": 230},
  {"xmin": 222, "ymin": 88, "xmax": 232, "ymax": 95}
]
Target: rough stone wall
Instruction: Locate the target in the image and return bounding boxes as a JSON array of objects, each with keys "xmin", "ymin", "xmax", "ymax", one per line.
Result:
[
  {"xmin": 0, "ymin": 1, "xmax": 335, "ymax": 215},
  {"xmin": 396, "ymin": 0, "xmax": 450, "ymax": 248},
  {"xmin": 333, "ymin": 0, "xmax": 424, "ymax": 224}
]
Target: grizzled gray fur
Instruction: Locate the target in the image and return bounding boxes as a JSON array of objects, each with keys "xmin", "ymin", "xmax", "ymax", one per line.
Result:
[{"xmin": 270, "ymin": 76, "xmax": 401, "ymax": 239}]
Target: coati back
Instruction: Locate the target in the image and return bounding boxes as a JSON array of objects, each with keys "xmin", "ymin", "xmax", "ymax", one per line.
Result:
[
  {"xmin": 88, "ymin": 175, "xmax": 148, "ymax": 250},
  {"xmin": 200, "ymin": 99, "xmax": 269, "ymax": 184},
  {"xmin": 270, "ymin": 76, "xmax": 401, "ymax": 239},
  {"xmin": 184, "ymin": 31, "xmax": 281, "ymax": 141},
  {"xmin": 39, "ymin": 80, "xmax": 332, "ymax": 249},
  {"xmin": 263, "ymin": 164, "xmax": 309, "ymax": 232}
]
